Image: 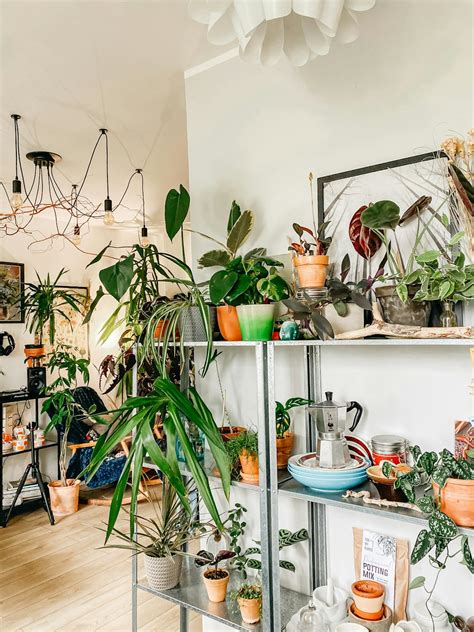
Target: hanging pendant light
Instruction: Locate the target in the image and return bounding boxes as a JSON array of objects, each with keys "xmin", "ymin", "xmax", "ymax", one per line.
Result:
[
  {"xmin": 101, "ymin": 128, "xmax": 115, "ymax": 226},
  {"xmin": 137, "ymin": 169, "xmax": 150, "ymax": 247},
  {"xmin": 188, "ymin": 0, "xmax": 376, "ymax": 67},
  {"xmin": 10, "ymin": 115, "xmax": 23, "ymax": 210}
]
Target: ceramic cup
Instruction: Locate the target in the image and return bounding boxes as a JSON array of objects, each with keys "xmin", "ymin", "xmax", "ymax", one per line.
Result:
[
  {"xmin": 313, "ymin": 585, "xmax": 348, "ymax": 623},
  {"xmin": 351, "ymin": 580, "xmax": 385, "ymax": 616},
  {"xmin": 390, "ymin": 621, "xmax": 422, "ymax": 632},
  {"xmin": 13, "ymin": 437, "xmax": 28, "ymax": 451},
  {"xmin": 336, "ymin": 623, "xmax": 369, "ymax": 632}
]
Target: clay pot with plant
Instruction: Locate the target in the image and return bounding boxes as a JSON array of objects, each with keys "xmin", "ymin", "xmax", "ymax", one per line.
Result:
[
  {"xmin": 351, "ymin": 580, "xmax": 385, "ymax": 620},
  {"xmin": 230, "ymin": 584, "xmax": 263, "ymax": 624},
  {"xmin": 225, "ymin": 430, "xmax": 259, "ymax": 483},
  {"xmin": 290, "ymin": 221, "xmax": 332, "ymax": 289},
  {"xmin": 275, "ymin": 397, "xmax": 312, "ymax": 469},
  {"xmin": 195, "ymin": 549, "xmax": 236, "ymax": 603}
]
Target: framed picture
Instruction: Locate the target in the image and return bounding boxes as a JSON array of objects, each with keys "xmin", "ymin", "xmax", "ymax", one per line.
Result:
[
  {"xmin": 316, "ymin": 151, "xmax": 454, "ymax": 283},
  {"xmin": 0, "ymin": 261, "xmax": 24, "ymax": 323},
  {"xmin": 35, "ymin": 285, "xmax": 90, "ymax": 358}
]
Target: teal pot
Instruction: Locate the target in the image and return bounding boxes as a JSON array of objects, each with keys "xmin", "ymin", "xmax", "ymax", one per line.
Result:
[
  {"xmin": 237, "ymin": 304, "xmax": 275, "ymax": 341},
  {"xmin": 179, "ymin": 305, "xmax": 216, "ymax": 342},
  {"xmin": 375, "ymin": 285, "xmax": 431, "ymax": 327}
]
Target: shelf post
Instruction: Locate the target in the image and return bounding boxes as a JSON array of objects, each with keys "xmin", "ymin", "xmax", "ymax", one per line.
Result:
[
  {"xmin": 256, "ymin": 342, "xmax": 281, "ymax": 630},
  {"xmin": 305, "ymin": 344, "xmax": 327, "ymax": 590}
]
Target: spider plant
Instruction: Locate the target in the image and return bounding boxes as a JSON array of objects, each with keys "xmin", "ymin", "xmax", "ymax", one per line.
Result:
[
  {"xmin": 83, "ymin": 377, "xmax": 231, "ymax": 540},
  {"xmin": 23, "ymin": 268, "xmax": 83, "ymax": 345}
]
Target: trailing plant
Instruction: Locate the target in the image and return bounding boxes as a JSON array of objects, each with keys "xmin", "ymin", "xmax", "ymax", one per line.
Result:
[
  {"xmin": 195, "ymin": 549, "xmax": 236, "ymax": 579},
  {"xmin": 42, "ymin": 345, "xmax": 90, "ymax": 486},
  {"xmin": 275, "ymin": 397, "xmax": 312, "ymax": 439},
  {"xmin": 82, "ymin": 377, "xmax": 231, "ymax": 540},
  {"xmin": 225, "ymin": 430, "xmax": 258, "ymax": 467},
  {"xmin": 233, "ymin": 528, "xmax": 309, "ymax": 579},
  {"xmin": 23, "ymin": 268, "xmax": 84, "ymax": 345},
  {"xmin": 103, "ymin": 483, "xmax": 212, "ymax": 558},
  {"xmin": 289, "ymin": 222, "xmax": 331, "ymax": 256}
]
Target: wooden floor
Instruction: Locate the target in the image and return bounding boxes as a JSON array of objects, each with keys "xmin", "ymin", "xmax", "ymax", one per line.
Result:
[{"xmin": 0, "ymin": 489, "xmax": 202, "ymax": 632}]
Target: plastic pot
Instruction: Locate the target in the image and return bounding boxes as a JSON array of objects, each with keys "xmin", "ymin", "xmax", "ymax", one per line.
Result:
[
  {"xmin": 236, "ymin": 304, "xmax": 275, "ymax": 341},
  {"xmin": 178, "ymin": 305, "xmax": 216, "ymax": 342},
  {"xmin": 294, "ymin": 255, "xmax": 329, "ymax": 289},
  {"xmin": 48, "ymin": 479, "xmax": 80, "ymax": 516},
  {"xmin": 239, "ymin": 450, "xmax": 259, "ymax": 483},
  {"xmin": 433, "ymin": 478, "xmax": 474, "ymax": 527},
  {"xmin": 217, "ymin": 305, "xmax": 242, "ymax": 341},
  {"xmin": 202, "ymin": 569, "xmax": 230, "ymax": 602},
  {"xmin": 276, "ymin": 432, "xmax": 294, "ymax": 469},
  {"xmin": 238, "ymin": 595, "xmax": 262, "ymax": 624},
  {"xmin": 144, "ymin": 553, "xmax": 182, "ymax": 591},
  {"xmin": 375, "ymin": 285, "xmax": 431, "ymax": 326}
]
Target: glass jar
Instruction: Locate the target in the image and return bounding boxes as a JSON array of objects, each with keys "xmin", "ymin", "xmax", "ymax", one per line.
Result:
[
  {"xmin": 371, "ymin": 434, "xmax": 407, "ymax": 465},
  {"xmin": 297, "ymin": 600, "xmax": 329, "ymax": 632},
  {"xmin": 440, "ymin": 300, "xmax": 458, "ymax": 327}
]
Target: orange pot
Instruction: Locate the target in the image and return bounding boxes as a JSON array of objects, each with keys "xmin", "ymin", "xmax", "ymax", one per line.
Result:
[
  {"xmin": 238, "ymin": 596, "xmax": 262, "ymax": 624},
  {"xmin": 276, "ymin": 432, "xmax": 294, "ymax": 469},
  {"xmin": 154, "ymin": 319, "xmax": 169, "ymax": 338},
  {"xmin": 217, "ymin": 305, "xmax": 242, "ymax": 341},
  {"xmin": 433, "ymin": 478, "xmax": 474, "ymax": 527},
  {"xmin": 294, "ymin": 255, "xmax": 329, "ymax": 288},
  {"xmin": 48, "ymin": 479, "xmax": 80, "ymax": 516},
  {"xmin": 219, "ymin": 426, "xmax": 246, "ymax": 443},
  {"xmin": 202, "ymin": 569, "xmax": 230, "ymax": 603},
  {"xmin": 24, "ymin": 344, "xmax": 45, "ymax": 367},
  {"xmin": 239, "ymin": 450, "xmax": 259, "ymax": 483}
]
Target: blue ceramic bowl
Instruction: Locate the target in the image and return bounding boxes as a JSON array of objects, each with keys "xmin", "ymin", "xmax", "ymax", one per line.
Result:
[
  {"xmin": 288, "ymin": 463, "xmax": 368, "ymax": 493},
  {"xmin": 288, "ymin": 454, "xmax": 369, "ymax": 477}
]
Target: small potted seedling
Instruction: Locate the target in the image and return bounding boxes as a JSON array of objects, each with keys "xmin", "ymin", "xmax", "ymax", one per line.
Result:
[
  {"xmin": 231, "ymin": 584, "xmax": 263, "ymax": 624},
  {"xmin": 195, "ymin": 549, "xmax": 236, "ymax": 603}
]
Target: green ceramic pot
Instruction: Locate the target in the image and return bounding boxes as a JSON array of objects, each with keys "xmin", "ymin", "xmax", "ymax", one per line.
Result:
[{"xmin": 236, "ymin": 304, "xmax": 275, "ymax": 341}]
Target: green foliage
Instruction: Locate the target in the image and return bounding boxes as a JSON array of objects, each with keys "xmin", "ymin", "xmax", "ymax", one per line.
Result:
[
  {"xmin": 82, "ymin": 378, "xmax": 231, "ymax": 541},
  {"xmin": 226, "ymin": 210, "xmax": 253, "ymax": 255},
  {"xmin": 361, "ymin": 200, "xmax": 401, "ymax": 230},
  {"xmin": 275, "ymin": 397, "xmax": 312, "ymax": 438},
  {"xmin": 225, "ymin": 430, "xmax": 259, "ymax": 465},
  {"xmin": 23, "ymin": 269, "xmax": 84, "ymax": 345},
  {"xmin": 229, "ymin": 584, "xmax": 262, "ymax": 609},
  {"xmin": 165, "ymin": 185, "xmax": 190, "ymax": 241},
  {"xmin": 99, "ymin": 255, "xmax": 134, "ymax": 301},
  {"xmin": 289, "ymin": 222, "xmax": 332, "ymax": 256}
]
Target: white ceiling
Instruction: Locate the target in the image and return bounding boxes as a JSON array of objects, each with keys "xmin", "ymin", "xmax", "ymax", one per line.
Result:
[{"xmin": 0, "ymin": 0, "xmax": 224, "ymax": 227}]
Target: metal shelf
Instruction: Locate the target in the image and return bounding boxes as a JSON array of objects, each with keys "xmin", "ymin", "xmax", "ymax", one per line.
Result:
[
  {"xmin": 2, "ymin": 440, "xmax": 58, "ymax": 458},
  {"xmin": 183, "ymin": 339, "xmax": 473, "ymax": 348},
  {"xmin": 279, "ymin": 478, "xmax": 474, "ymax": 538},
  {"xmin": 136, "ymin": 561, "xmax": 308, "ymax": 631}
]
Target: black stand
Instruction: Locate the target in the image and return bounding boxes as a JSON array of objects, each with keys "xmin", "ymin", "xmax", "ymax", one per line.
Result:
[{"xmin": 1, "ymin": 393, "xmax": 57, "ymax": 527}]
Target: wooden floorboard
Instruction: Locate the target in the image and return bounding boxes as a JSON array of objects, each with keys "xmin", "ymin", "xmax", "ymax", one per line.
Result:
[{"xmin": 0, "ymin": 490, "xmax": 203, "ymax": 632}]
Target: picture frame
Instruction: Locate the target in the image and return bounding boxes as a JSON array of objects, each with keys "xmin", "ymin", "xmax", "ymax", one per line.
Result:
[{"xmin": 0, "ymin": 261, "xmax": 25, "ymax": 323}]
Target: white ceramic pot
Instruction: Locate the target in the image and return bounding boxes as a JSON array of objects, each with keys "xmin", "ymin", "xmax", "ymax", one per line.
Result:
[
  {"xmin": 336, "ymin": 624, "xmax": 369, "ymax": 632},
  {"xmin": 323, "ymin": 304, "xmax": 365, "ymax": 335},
  {"xmin": 313, "ymin": 585, "xmax": 348, "ymax": 623},
  {"xmin": 390, "ymin": 621, "xmax": 422, "ymax": 632},
  {"xmin": 144, "ymin": 554, "xmax": 183, "ymax": 591},
  {"xmin": 413, "ymin": 601, "xmax": 451, "ymax": 632}
]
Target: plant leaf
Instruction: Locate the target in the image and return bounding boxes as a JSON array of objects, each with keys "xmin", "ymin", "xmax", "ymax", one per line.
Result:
[
  {"xmin": 411, "ymin": 529, "xmax": 435, "ymax": 564},
  {"xmin": 87, "ymin": 242, "xmax": 112, "ymax": 268},
  {"xmin": 165, "ymin": 185, "xmax": 190, "ymax": 241},
  {"xmin": 361, "ymin": 200, "xmax": 400, "ymax": 230},
  {"xmin": 198, "ymin": 250, "xmax": 231, "ymax": 268},
  {"xmin": 428, "ymin": 510, "xmax": 458, "ymax": 540},
  {"xmin": 416, "ymin": 250, "xmax": 441, "ymax": 264},
  {"xmin": 409, "ymin": 576, "xmax": 425, "ymax": 590},
  {"xmin": 311, "ymin": 312, "xmax": 334, "ymax": 340},
  {"xmin": 83, "ymin": 286, "xmax": 104, "ymax": 325},
  {"xmin": 462, "ymin": 536, "xmax": 474, "ymax": 574},
  {"xmin": 209, "ymin": 270, "xmax": 238, "ymax": 305},
  {"xmin": 99, "ymin": 256, "xmax": 134, "ymax": 301},
  {"xmin": 226, "ymin": 210, "xmax": 253, "ymax": 255},
  {"xmin": 227, "ymin": 200, "xmax": 241, "ymax": 234}
]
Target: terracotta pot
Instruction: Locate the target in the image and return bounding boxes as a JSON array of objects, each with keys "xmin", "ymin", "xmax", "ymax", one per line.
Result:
[
  {"xmin": 238, "ymin": 596, "xmax": 262, "ymax": 624},
  {"xmin": 433, "ymin": 478, "xmax": 474, "ymax": 527},
  {"xmin": 351, "ymin": 580, "xmax": 385, "ymax": 616},
  {"xmin": 24, "ymin": 344, "xmax": 45, "ymax": 367},
  {"xmin": 294, "ymin": 255, "xmax": 329, "ymax": 289},
  {"xmin": 217, "ymin": 305, "xmax": 242, "ymax": 341},
  {"xmin": 276, "ymin": 432, "xmax": 294, "ymax": 469},
  {"xmin": 348, "ymin": 602, "xmax": 392, "ymax": 632},
  {"xmin": 154, "ymin": 319, "xmax": 169, "ymax": 338},
  {"xmin": 202, "ymin": 569, "xmax": 230, "ymax": 603},
  {"xmin": 239, "ymin": 450, "xmax": 259, "ymax": 483},
  {"xmin": 48, "ymin": 479, "xmax": 80, "ymax": 516},
  {"xmin": 219, "ymin": 426, "xmax": 246, "ymax": 443}
]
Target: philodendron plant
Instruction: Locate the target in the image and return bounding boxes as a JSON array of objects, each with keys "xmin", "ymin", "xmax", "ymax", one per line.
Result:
[
  {"xmin": 275, "ymin": 397, "xmax": 312, "ymax": 439},
  {"xmin": 392, "ymin": 447, "xmax": 474, "ymax": 616}
]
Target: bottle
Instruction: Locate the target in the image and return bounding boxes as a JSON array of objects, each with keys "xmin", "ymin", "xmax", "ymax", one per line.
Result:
[{"xmin": 440, "ymin": 301, "xmax": 458, "ymax": 327}]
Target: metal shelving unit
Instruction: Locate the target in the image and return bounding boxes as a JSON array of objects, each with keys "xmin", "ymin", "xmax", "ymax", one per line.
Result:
[{"xmin": 131, "ymin": 338, "xmax": 471, "ymax": 631}]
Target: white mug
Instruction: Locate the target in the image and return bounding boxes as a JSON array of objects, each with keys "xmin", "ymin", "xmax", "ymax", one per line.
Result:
[{"xmin": 336, "ymin": 623, "xmax": 369, "ymax": 632}]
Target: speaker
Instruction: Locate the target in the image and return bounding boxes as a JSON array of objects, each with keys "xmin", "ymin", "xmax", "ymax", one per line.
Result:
[{"xmin": 27, "ymin": 366, "xmax": 47, "ymax": 396}]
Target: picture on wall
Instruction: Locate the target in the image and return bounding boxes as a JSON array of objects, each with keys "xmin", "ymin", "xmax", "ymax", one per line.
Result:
[
  {"xmin": 0, "ymin": 261, "xmax": 24, "ymax": 323},
  {"xmin": 317, "ymin": 151, "xmax": 460, "ymax": 284},
  {"xmin": 35, "ymin": 285, "xmax": 90, "ymax": 357}
]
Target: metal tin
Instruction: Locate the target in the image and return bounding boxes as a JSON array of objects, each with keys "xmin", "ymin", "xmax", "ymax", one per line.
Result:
[{"xmin": 371, "ymin": 434, "xmax": 407, "ymax": 465}]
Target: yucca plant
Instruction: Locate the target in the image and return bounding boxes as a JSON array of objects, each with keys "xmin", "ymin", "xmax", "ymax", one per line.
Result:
[
  {"xmin": 23, "ymin": 268, "xmax": 83, "ymax": 345},
  {"xmin": 83, "ymin": 377, "xmax": 231, "ymax": 540}
]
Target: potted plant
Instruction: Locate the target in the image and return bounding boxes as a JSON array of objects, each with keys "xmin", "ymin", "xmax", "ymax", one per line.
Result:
[
  {"xmin": 225, "ymin": 429, "xmax": 259, "ymax": 483},
  {"xmin": 105, "ymin": 485, "xmax": 211, "ymax": 591},
  {"xmin": 42, "ymin": 345, "xmax": 90, "ymax": 516},
  {"xmin": 83, "ymin": 377, "xmax": 231, "ymax": 539},
  {"xmin": 275, "ymin": 397, "xmax": 312, "ymax": 469},
  {"xmin": 195, "ymin": 549, "xmax": 236, "ymax": 602},
  {"xmin": 289, "ymin": 222, "xmax": 332, "ymax": 289},
  {"xmin": 231, "ymin": 583, "xmax": 262, "ymax": 624},
  {"xmin": 23, "ymin": 268, "xmax": 83, "ymax": 363}
]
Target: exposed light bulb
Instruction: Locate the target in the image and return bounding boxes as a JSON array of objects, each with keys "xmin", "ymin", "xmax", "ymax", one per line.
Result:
[
  {"xmin": 140, "ymin": 226, "xmax": 150, "ymax": 248},
  {"xmin": 10, "ymin": 177, "xmax": 23, "ymax": 210},
  {"xmin": 72, "ymin": 225, "xmax": 81, "ymax": 245},
  {"xmin": 103, "ymin": 196, "xmax": 114, "ymax": 225}
]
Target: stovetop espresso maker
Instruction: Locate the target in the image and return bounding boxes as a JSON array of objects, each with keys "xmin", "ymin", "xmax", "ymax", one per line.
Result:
[{"xmin": 308, "ymin": 391, "xmax": 363, "ymax": 468}]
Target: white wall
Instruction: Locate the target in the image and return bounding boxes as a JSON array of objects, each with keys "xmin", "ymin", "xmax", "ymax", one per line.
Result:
[{"xmin": 185, "ymin": 0, "xmax": 473, "ymax": 623}]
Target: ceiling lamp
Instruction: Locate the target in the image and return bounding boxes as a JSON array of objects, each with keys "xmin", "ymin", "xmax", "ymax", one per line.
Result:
[
  {"xmin": 0, "ymin": 115, "xmax": 150, "ymax": 248},
  {"xmin": 188, "ymin": 0, "xmax": 376, "ymax": 67}
]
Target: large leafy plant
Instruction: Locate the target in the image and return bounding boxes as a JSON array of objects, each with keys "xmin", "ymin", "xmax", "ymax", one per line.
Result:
[
  {"xmin": 275, "ymin": 397, "xmax": 312, "ymax": 439},
  {"xmin": 83, "ymin": 377, "xmax": 231, "ymax": 540},
  {"xmin": 23, "ymin": 268, "xmax": 83, "ymax": 345}
]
